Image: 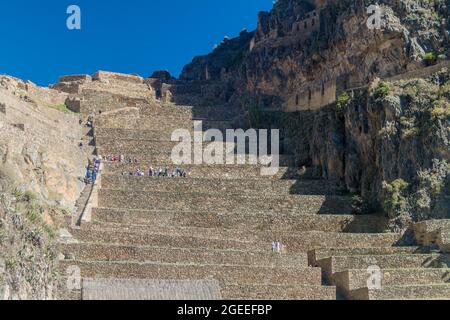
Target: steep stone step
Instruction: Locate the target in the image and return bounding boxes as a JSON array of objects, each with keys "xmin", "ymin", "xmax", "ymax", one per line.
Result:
[
  {"xmin": 98, "ymin": 190, "xmax": 356, "ymax": 215},
  {"xmin": 95, "ymin": 126, "xmax": 246, "ymax": 141},
  {"xmin": 100, "ymin": 175, "xmax": 343, "ymax": 196},
  {"xmin": 221, "ymin": 284, "xmax": 336, "ymax": 300},
  {"xmin": 78, "ymin": 279, "xmax": 335, "ymax": 300},
  {"xmin": 81, "ymin": 278, "xmax": 222, "ymax": 300},
  {"xmin": 414, "ymin": 219, "xmax": 450, "ymax": 247},
  {"xmin": 95, "ymin": 138, "xmax": 237, "ymax": 154},
  {"xmin": 59, "ymin": 261, "xmax": 322, "ymax": 286},
  {"xmin": 103, "ymin": 160, "xmax": 302, "ymax": 178},
  {"xmin": 309, "ymin": 247, "xmax": 423, "ymax": 266},
  {"xmin": 94, "ymin": 128, "xmax": 172, "ymax": 141},
  {"xmin": 91, "ymin": 208, "xmax": 386, "ymax": 233},
  {"xmin": 69, "ymin": 227, "xmax": 261, "ymax": 250},
  {"xmin": 77, "ymin": 222, "xmax": 270, "ymax": 240},
  {"xmin": 73, "ymin": 184, "xmax": 94, "ymax": 225},
  {"xmin": 277, "ymin": 232, "xmax": 400, "ymax": 253},
  {"xmin": 348, "ymin": 284, "xmax": 450, "ymax": 300},
  {"xmin": 95, "ymin": 117, "xmax": 233, "ymax": 132},
  {"xmin": 96, "ymin": 148, "xmax": 282, "ymax": 163},
  {"xmin": 317, "ymin": 254, "xmax": 450, "ymax": 280},
  {"xmin": 333, "ymin": 268, "xmax": 450, "ymax": 296},
  {"xmin": 139, "ymin": 104, "xmax": 234, "ymax": 120},
  {"xmin": 68, "ymin": 227, "xmax": 399, "ymax": 253},
  {"xmin": 61, "ymin": 243, "xmax": 308, "ymax": 267}
]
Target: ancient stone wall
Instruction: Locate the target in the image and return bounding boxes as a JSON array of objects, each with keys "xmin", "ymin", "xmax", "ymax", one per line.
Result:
[
  {"xmin": 92, "ymin": 71, "xmax": 144, "ymax": 84},
  {"xmin": 98, "ymin": 189, "xmax": 354, "ymax": 215},
  {"xmin": 285, "ymin": 80, "xmax": 336, "ymax": 112},
  {"xmin": 291, "ymin": 9, "xmax": 320, "ymax": 38}
]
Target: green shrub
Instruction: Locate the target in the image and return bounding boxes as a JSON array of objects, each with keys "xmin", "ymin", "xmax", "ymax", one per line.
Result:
[
  {"xmin": 423, "ymin": 52, "xmax": 437, "ymax": 66},
  {"xmin": 373, "ymin": 82, "xmax": 391, "ymax": 99},
  {"xmin": 12, "ymin": 187, "xmax": 24, "ymax": 199},
  {"xmin": 438, "ymin": 82, "xmax": 450, "ymax": 99},
  {"xmin": 383, "ymin": 179, "xmax": 410, "ymax": 218},
  {"xmin": 336, "ymin": 92, "xmax": 350, "ymax": 111},
  {"xmin": 431, "ymin": 100, "xmax": 450, "ymax": 119}
]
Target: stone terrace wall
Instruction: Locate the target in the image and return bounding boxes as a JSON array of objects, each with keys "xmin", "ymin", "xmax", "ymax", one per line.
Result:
[
  {"xmin": 76, "ymin": 90, "xmax": 149, "ymax": 115},
  {"xmin": 101, "ymin": 175, "xmax": 342, "ymax": 196},
  {"xmin": 98, "ymin": 189, "xmax": 355, "ymax": 215},
  {"xmin": 153, "ymin": 81, "xmax": 231, "ymax": 107},
  {"xmin": 92, "ymin": 71, "xmax": 144, "ymax": 85}
]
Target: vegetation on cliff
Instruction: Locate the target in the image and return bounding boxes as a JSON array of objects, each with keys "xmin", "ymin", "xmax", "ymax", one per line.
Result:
[
  {"xmin": 0, "ymin": 187, "xmax": 61, "ymax": 300},
  {"xmin": 374, "ymin": 70, "xmax": 450, "ymax": 228}
]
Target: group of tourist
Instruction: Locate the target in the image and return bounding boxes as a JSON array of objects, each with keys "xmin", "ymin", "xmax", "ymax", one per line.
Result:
[
  {"xmin": 123, "ymin": 166, "xmax": 189, "ymax": 178},
  {"xmin": 85, "ymin": 157, "xmax": 101, "ymax": 184},
  {"xmin": 79, "ymin": 116, "xmax": 94, "ymax": 128},
  {"xmin": 102, "ymin": 155, "xmax": 139, "ymax": 164},
  {"xmin": 271, "ymin": 240, "xmax": 285, "ymax": 253}
]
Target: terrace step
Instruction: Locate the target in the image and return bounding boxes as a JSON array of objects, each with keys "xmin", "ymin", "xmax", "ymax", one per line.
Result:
[
  {"xmin": 95, "ymin": 139, "xmax": 238, "ymax": 155},
  {"xmin": 333, "ymin": 268, "xmax": 450, "ymax": 296},
  {"xmin": 221, "ymin": 284, "xmax": 336, "ymax": 300},
  {"xmin": 69, "ymin": 227, "xmax": 261, "ymax": 251},
  {"xmin": 103, "ymin": 161, "xmax": 302, "ymax": 178},
  {"xmin": 317, "ymin": 254, "xmax": 450, "ymax": 281},
  {"xmin": 348, "ymin": 284, "xmax": 450, "ymax": 300},
  {"xmin": 138, "ymin": 104, "xmax": 234, "ymax": 120},
  {"xmin": 59, "ymin": 261, "xmax": 323, "ymax": 286},
  {"xmin": 91, "ymin": 208, "xmax": 386, "ymax": 233},
  {"xmin": 79, "ymin": 279, "xmax": 335, "ymax": 300},
  {"xmin": 414, "ymin": 219, "xmax": 450, "ymax": 247},
  {"xmin": 94, "ymin": 128, "xmax": 173, "ymax": 141},
  {"xmin": 67, "ymin": 227, "xmax": 399, "ymax": 253},
  {"xmin": 81, "ymin": 278, "xmax": 222, "ymax": 300},
  {"xmin": 95, "ymin": 117, "xmax": 233, "ymax": 132},
  {"xmin": 275, "ymin": 232, "xmax": 400, "ymax": 253},
  {"xmin": 100, "ymin": 175, "xmax": 344, "ymax": 196},
  {"xmin": 97, "ymin": 190, "xmax": 356, "ymax": 215},
  {"xmin": 309, "ymin": 247, "xmax": 423, "ymax": 266},
  {"xmin": 61, "ymin": 243, "xmax": 308, "ymax": 267}
]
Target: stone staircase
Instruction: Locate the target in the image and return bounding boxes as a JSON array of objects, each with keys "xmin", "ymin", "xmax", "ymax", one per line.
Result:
[{"xmin": 57, "ymin": 74, "xmax": 450, "ymax": 300}]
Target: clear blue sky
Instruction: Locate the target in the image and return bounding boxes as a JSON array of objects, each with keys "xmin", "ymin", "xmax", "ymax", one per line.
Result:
[{"xmin": 0, "ymin": 0, "xmax": 273, "ymax": 86}]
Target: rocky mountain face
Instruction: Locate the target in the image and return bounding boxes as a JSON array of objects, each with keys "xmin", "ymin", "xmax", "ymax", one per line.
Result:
[
  {"xmin": 179, "ymin": 0, "xmax": 450, "ymax": 228},
  {"xmin": 0, "ymin": 190, "xmax": 60, "ymax": 300},
  {"xmin": 0, "ymin": 76, "xmax": 87, "ymax": 209},
  {"xmin": 0, "ymin": 76, "xmax": 88, "ymax": 299}
]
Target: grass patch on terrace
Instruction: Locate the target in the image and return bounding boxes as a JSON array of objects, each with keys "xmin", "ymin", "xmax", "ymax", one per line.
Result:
[{"xmin": 48, "ymin": 103, "xmax": 75, "ymax": 114}]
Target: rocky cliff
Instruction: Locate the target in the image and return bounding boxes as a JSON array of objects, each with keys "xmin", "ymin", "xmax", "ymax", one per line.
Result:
[
  {"xmin": 0, "ymin": 76, "xmax": 88, "ymax": 299},
  {"xmin": 179, "ymin": 0, "xmax": 450, "ymax": 228},
  {"xmin": 0, "ymin": 76, "xmax": 87, "ymax": 209}
]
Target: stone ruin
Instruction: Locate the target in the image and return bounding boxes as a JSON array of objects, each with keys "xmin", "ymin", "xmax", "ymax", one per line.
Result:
[{"xmin": 53, "ymin": 68, "xmax": 450, "ymax": 301}]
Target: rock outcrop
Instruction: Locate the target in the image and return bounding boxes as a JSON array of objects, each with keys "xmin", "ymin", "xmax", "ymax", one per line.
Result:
[
  {"xmin": 0, "ymin": 76, "xmax": 90, "ymax": 300},
  {"xmin": 178, "ymin": 0, "xmax": 450, "ymax": 227},
  {"xmin": 0, "ymin": 76, "xmax": 87, "ymax": 209}
]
